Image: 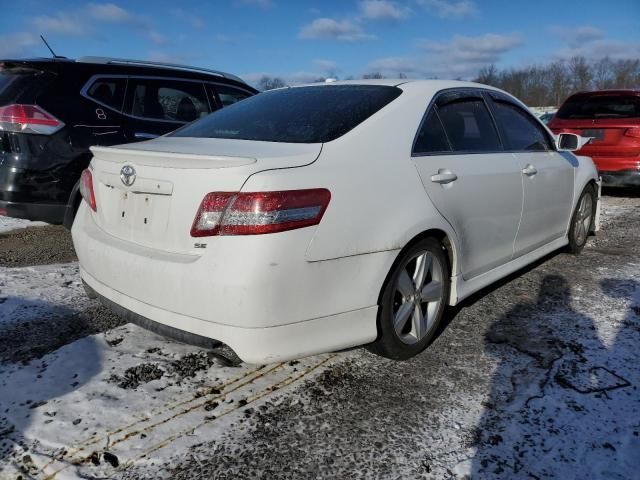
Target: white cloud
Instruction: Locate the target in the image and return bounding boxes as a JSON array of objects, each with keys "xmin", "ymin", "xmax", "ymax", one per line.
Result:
[
  {"xmin": 299, "ymin": 18, "xmax": 375, "ymax": 41},
  {"xmin": 235, "ymin": 0, "xmax": 273, "ymax": 8},
  {"xmin": 0, "ymin": 32, "xmax": 39, "ymax": 58},
  {"xmin": 87, "ymin": 3, "xmax": 133, "ymax": 22},
  {"xmin": 368, "ymin": 33, "xmax": 522, "ymax": 79},
  {"xmin": 32, "ymin": 14, "xmax": 87, "ymax": 36},
  {"xmin": 550, "ymin": 25, "xmax": 604, "ymax": 48},
  {"xmin": 360, "ymin": 1, "xmax": 410, "ymax": 21},
  {"xmin": 416, "ymin": 0, "xmax": 476, "ymax": 18},
  {"xmin": 169, "ymin": 8, "xmax": 205, "ymax": 29},
  {"xmin": 555, "ymin": 39, "xmax": 640, "ymax": 61},
  {"xmin": 314, "ymin": 59, "xmax": 339, "ymax": 73},
  {"xmin": 29, "ymin": 4, "xmax": 165, "ymax": 47}
]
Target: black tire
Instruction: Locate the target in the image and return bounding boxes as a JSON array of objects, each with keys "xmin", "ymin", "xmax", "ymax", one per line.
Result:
[
  {"xmin": 567, "ymin": 185, "xmax": 596, "ymax": 254},
  {"xmin": 367, "ymin": 237, "xmax": 450, "ymax": 360}
]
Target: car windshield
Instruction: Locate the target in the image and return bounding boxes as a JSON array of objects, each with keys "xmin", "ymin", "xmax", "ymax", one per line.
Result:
[
  {"xmin": 556, "ymin": 94, "xmax": 640, "ymax": 119},
  {"xmin": 171, "ymin": 85, "xmax": 402, "ymax": 143}
]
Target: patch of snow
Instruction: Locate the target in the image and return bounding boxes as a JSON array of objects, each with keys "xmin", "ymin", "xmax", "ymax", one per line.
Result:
[
  {"xmin": 0, "ymin": 215, "xmax": 48, "ymax": 234},
  {"xmin": 0, "ymin": 264, "xmax": 86, "ymax": 326}
]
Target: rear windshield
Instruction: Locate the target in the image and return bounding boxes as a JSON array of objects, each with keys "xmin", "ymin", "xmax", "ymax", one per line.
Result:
[
  {"xmin": 0, "ymin": 67, "xmax": 47, "ymax": 105},
  {"xmin": 556, "ymin": 94, "xmax": 640, "ymax": 119},
  {"xmin": 171, "ymin": 85, "xmax": 402, "ymax": 143}
]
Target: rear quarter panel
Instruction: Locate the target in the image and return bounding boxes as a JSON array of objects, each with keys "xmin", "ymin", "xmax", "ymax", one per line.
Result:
[{"xmin": 241, "ymin": 83, "xmax": 461, "ymax": 272}]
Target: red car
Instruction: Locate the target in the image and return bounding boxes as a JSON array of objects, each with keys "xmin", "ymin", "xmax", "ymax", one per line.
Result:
[{"xmin": 549, "ymin": 90, "xmax": 640, "ymax": 187}]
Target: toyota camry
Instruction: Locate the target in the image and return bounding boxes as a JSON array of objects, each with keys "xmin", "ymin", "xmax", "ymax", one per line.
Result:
[{"xmin": 72, "ymin": 80, "xmax": 600, "ymax": 363}]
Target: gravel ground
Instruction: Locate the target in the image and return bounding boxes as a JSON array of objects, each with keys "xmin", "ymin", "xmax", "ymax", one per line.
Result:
[
  {"xmin": 0, "ymin": 190, "xmax": 638, "ymax": 480},
  {"xmin": 0, "ymin": 225, "xmax": 77, "ymax": 268}
]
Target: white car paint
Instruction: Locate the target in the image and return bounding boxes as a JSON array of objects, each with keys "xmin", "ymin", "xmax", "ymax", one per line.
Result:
[{"xmin": 72, "ymin": 80, "xmax": 600, "ymax": 363}]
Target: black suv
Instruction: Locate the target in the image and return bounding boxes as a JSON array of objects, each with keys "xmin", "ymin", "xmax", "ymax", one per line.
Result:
[{"xmin": 0, "ymin": 57, "xmax": 257, "ymax": 227}]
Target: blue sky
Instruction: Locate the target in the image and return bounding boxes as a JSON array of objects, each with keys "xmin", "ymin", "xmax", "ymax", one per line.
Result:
[{"xmin": 1, "ymin": 0, "xmax": 639, "ymax": 86}]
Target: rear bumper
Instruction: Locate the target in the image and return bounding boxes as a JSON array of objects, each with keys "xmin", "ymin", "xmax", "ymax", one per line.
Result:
[
  {"xmin": 82, "ymin": 266, "xmax": 378, "ymax": 363},
  {"xmin": 72, "ymin": 205, "xmax": 391, "ymax": 363},
  {"xmin": 0, "ymin": 199, "xmax": 69, "ymax": 224},
  {"xmin": 599, "ymin": 170, "xmax": 640, "ymax": 187}
]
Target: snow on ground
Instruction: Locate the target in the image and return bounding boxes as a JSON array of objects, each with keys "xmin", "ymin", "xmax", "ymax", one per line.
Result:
[
  {"xmin": 0, "ymin": 195, "xmax": 639, "ymax": 479},
  {"xmin": 0, "ymin": 263, "xmax": 347, "ymax": 479},
  {"xmin": 0, "ymin": 216, "xmax": 47, "ymax": 234},
  {"xmin": 0, "ymin": 264, "xmax": 85, "ymax": 326}
]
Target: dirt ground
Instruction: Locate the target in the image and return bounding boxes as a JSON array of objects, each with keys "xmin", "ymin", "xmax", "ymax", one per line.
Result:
[{"xmin": 0, "ymin": 189, "xmax": 638, "ymax": 480}]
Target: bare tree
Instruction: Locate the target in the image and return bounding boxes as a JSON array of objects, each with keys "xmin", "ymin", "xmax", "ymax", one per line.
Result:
[
  {"xmin": 257, "ymin": 75, "xmax": 286, "ymax": 91},
  {"xmin": 568, "ymin": 56, "xmax": 593, "ymax": 92},
  {"xmin": 470, "ymin": 56, "xmax": 639, "ymax": 106},
  {"xmin": 593, "ymin": 57, "xmax": 614, "ymax": 90},
  {"xmin": 612, "ymin": 59, "xmax": 640, "ymax": 89},
  {"xmin": 475, "ymin": 64, "xmax": 499, "ymax": 85},
  {"xmin": 362, "ymin": 72, "xmax": 385, "ymax": 79}
]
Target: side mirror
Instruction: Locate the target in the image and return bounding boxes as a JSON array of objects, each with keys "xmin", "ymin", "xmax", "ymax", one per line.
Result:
[{"xmin": 556, "ymin": 133, "xmax": 583, "ymax": 152}]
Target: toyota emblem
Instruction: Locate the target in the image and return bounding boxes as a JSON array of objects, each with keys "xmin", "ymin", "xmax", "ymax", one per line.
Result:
[{"xmin": 120, "ymin": 165, "xmax": 136, "ymax": 187}]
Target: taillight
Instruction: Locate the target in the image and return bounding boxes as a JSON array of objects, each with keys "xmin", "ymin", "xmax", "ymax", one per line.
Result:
[
  {"xmin": 79, "ymin": 169, "xmax": 97, "ymax": 212},
  {"xmin": 0, "ymin": 104, "xmax": 64, "ymax": 135},
  {"xmin": 624, "ymin": 127, "xmax": 640, "ymax": 139},
  {"xmin": 191, "ymin": 189, "xmax": 331, "ymax": 237}
]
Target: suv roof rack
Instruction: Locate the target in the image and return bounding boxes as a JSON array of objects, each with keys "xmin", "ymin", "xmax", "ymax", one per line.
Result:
[{"xmin": 76, "ymin": 56, "xmax": 246, "ymax": 84}]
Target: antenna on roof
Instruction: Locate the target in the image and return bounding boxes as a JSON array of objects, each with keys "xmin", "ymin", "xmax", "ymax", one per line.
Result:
[{"xmin": 40, "ymin": 35, "xmax": 65, "ymax": 59}]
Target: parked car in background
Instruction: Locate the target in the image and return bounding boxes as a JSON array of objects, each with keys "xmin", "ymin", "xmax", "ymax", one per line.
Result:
[
  {"xmin": 0, "ymin": 57, "xmax": 256, "ymax": 227},
  {"xmin": 549, "ymin": 90, "xmax": 640, "ymax": 187},
  {"xmin": 538, "ymin": 111, "xmax": 555, "ymax": 125},
  {"xmin": 73, "ymin": 80, "xmax": 600, "ymax": 363}
]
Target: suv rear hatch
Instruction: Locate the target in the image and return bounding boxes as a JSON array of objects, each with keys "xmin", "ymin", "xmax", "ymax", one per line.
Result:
[
  {"xmin": 89, "ymin": 137, "xmax": 321, "ymax": 253},
  {"xmin": 550, "ymin": 92, "xmax": 640, "ymax": 169}
]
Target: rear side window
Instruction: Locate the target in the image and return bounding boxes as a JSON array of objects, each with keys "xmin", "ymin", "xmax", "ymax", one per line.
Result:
[
  {"xmin": 214, "ymin": 85, "xmax": 251, "ymax": 107},
  {"xmin": 437, "ymin": 99, "xmax": 502, "ymax": 152},
  {"xmin": 413, "ymin": 110, "xmax": 451, "ymax": 154},
  {"xmin": 556, "ymin": 94, "xmax": 640, "ymax": 119},
  {"xmin": 171, "ymin": 85, "xmax": 402, "ymax": 143},
  {"xmin": 491, "ymin": 100, "xmax": 552, "ymax": 151},
  {"xmin": 126, "ymin": 78, "xmax": 209, "ymax": 123},
  {"xmin": 86, "ymin": 77, "xmax": 126, "ymax": 111}
]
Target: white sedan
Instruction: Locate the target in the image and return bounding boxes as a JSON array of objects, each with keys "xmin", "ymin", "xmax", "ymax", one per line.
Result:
[{"xmin": 72, "ymin": 80, "xmax": 600, "ymax": 363}]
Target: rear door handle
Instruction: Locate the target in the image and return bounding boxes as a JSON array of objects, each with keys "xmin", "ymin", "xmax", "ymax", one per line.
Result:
[
  {"xmin": 522, "ymin": 164, "xmax": 537, "ymax": 176},
  {"xmin": 431, "ymin": 170, "xmax": 458, "ymax": 184},
  {"xmin": 134, "ymin": 132, "xmax": 159, "ymax": 139}
]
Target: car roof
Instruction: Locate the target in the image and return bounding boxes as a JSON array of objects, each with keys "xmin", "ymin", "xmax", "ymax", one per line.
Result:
[
  {"xmin": 0, "ymin": 56, "xmax": 256, "ymax": 91},
  {"xmin": 569, "ymin": 89, "xmax": 640, "ymax": 97},
  {"xmin": 291, "ymin": 78, "xmax": 503, "ymax": 91}
]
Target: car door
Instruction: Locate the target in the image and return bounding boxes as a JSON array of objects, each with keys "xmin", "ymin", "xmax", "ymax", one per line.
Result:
[
  {"xmin": 487, "ymin": 93, "xmax": 574, "ymax": 256},
  {"xmin": 122, "ymin": 77, "xmax": 212, "ymax": 140},
  {"xmin": 412, "ymin": 90, "xmax": 523, "ymax": 280}
]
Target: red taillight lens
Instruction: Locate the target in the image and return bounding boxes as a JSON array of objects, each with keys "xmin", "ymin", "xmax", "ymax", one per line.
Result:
[
  {"xmin": 79, "ymin": 169, "xmax": 97, "ymax": 212},
  {"xmin": 191, "ymin": 189, "xmax": 331, "ymax": 237},
  {"xmin": 624, "ymin": 127, "xmax": 640, "ymax": 139},
  {"xmin": 0, "ymin": 104, "xmax": 64, "ymax": 135}
]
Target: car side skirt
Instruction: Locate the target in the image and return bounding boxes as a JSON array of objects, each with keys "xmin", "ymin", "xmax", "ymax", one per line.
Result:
[{"xmin": 450, "ymin": 236, "xmax": 568, "ymax": 305}]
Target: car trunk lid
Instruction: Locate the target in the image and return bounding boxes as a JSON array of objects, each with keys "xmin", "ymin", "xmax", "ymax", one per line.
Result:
[{"xmin": 89, "ymin": 137, "xmax": 322, "ymax": 253}]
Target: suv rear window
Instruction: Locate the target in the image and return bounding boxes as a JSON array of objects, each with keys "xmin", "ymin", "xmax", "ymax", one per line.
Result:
[
  {"xmin": 171, "ymin": 85, "xmax": 402, "ymax": 143},
  {"xmin": 556, "ymin": 94, "xmax": 640, "ymax": 119},
  {"xmin": 0, "ymin": 66, "xmax": 49, "ymax": 105}
]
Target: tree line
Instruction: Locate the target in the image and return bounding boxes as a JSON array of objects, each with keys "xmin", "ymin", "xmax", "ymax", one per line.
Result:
[
  {"xmin": 256, "ymin": 56, "xmax": 639, "ymax": 107},
  {"xmin": 474, "ymin": 56, "xmax": 640, "ymax": 106}
]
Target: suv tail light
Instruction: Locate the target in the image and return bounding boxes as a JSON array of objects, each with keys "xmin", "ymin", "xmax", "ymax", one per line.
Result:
[
  {"xmin": 0, "ymin": 104, "xmax": 64, "ymax": 135},
  {"xmin": 624, "ymin": 127, "xmax": 640, "ymax": 139},
  {"xmin": 191, "ymin": 189, "xmax": 331, "ymax": 237},
  {"xmin": 79, "ymin": 169, "xmax": 97, "ymax": 212}
]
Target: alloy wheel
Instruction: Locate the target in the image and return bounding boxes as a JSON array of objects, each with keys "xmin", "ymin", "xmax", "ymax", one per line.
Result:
[
  {"xmin": 574, "ymin": 193, "xmax": 593, "ymax": 246},
  {"xmin": 391, "ymin": 250, "xmax": 444, "ymax": 345}
]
